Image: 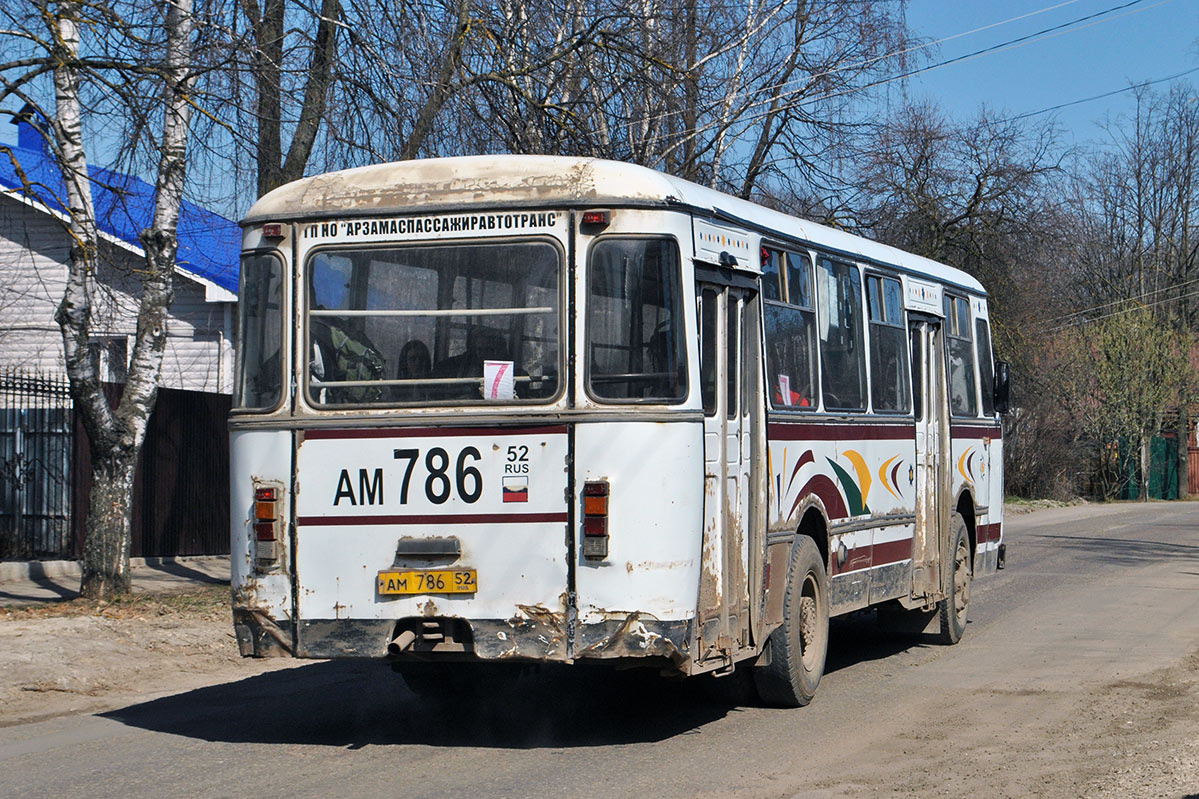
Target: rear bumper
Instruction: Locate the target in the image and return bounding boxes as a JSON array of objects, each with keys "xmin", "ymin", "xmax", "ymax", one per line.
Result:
[{"xmin": 279, "ymin": 615, "xmax": 691, "ymax": 668}]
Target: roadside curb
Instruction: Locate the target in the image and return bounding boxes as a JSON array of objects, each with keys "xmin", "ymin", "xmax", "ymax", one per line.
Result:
[{"xmin": 0, "ymin": 555, "xmax": 230, "ymax": 582}]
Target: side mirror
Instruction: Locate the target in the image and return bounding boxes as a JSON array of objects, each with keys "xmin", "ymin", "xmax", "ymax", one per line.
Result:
[{"xmin": 993, "ymin": 360, "xmax": 1011, "ymax": 415}]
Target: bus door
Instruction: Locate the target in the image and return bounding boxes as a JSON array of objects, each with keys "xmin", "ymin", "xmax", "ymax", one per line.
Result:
[
  {"xmin": 909, "ymin": 318, "xmax": 950, "ymax": 603},
  {"xmin": 697, "ymin": 282, "xmax": 756, "ymax": 666}
]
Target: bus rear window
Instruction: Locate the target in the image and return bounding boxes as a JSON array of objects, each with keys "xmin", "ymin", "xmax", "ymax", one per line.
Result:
[
  {"xmin": 586, "ymin": 238, "xmax": 686, "ymax": 403},
  {"xmin": 305, "ymin": 241, "xmax": 561, "ymax": 406}
]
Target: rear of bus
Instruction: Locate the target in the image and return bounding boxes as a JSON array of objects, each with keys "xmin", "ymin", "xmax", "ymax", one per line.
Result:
[{"xmin": 230, "ymin": 160, "xmax": 706, "ymax": 676}]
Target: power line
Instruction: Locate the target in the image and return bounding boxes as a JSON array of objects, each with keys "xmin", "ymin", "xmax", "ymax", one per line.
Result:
[
  {"xmin": 648, "ymin": 0, "xmax": 1164, "ymax": 157},
  {"xmin": 637, "ymin": 0, "xmax": 1094, "ymax": 134},
  {"xmin": 1047, "ymin": 276, "xmax": 1199, "ymax": 326},
  {"xmin": 1044, "ymin": 284, "xmax": 1199, "ymax": 333},
  {"xmin": 1002, "ymin": 65, "xmax": 1199, "ymax": 123}
]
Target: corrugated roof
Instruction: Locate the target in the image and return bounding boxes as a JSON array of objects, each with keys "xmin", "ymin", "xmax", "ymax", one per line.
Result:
[{"xmin": 0, "ymin": 136, "xmax": 239, "ymax": 294}]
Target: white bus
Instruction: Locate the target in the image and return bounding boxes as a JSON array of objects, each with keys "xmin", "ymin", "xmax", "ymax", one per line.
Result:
[{"xmin": 231, "ymin": 156, "xmax": 1008, "ymax": 706}]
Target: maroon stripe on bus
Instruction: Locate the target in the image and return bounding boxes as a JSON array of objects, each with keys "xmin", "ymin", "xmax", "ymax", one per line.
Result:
[
  {"xmin": 976, "ymin": 522, "xmax": 1002, "ymax": 543},
  {"xmin": 303, "ymin": 425, "xmax": 569, "ymax": 440},
  {"xmin": 769, "ymin": 422, "xmax": 916, "ymax": 442},
  {"xmin": 791, "ymin": 474, "xmax": 849, "ymax": 521},
  {"xmin": 949, "ymin": 424, "xmax": 1002, "ymax": 440},
  {"xmin": 829, "ymin": 536, "xmax": 914, "ymax": 576},
  {"xmin": 297, "ymin": 512, "xmax": 569, "ymax": 526},
  {"xmin": 873, "ymin": 537, "xmax": 914, "ymax": 566}
]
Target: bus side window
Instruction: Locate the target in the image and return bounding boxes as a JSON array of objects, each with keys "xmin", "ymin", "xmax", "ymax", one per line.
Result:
[
  {"xmin": 976, "ymin": 317, "xmax": 995, "ymax": 416},
  {"xmin": 910, "ymin": 327, "xmax": 923, "ymax": 421},
  {"xmin": 944, "ymin": 294, "xmax": 977, "ymax": 417},
  {"xmin": 763, "ymin": 250, "xmax": 817, "ymax": 410},
  {"xmin": 866, "ymin": 275, "xmax": 910, "ymax": 413},
  {"xmin": 700, "ymin": 288, "xmax": 718, "ymax": 415},
  {"xmin": 817, "ymin": 257, "xmax": 866, "ymax": 411}
]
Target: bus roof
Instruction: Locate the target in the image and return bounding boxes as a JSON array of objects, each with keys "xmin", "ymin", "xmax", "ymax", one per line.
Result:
[{"xmin": 243, "ymin": 155, "xmax": 984, "ymax": 294}]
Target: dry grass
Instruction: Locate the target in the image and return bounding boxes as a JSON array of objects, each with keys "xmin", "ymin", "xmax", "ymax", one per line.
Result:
[{"xmin": 0, "ymin": 584, "xmax": 229, "ymax": 622}]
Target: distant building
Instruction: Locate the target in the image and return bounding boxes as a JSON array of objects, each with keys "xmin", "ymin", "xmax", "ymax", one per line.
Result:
[
  {"xmin": 0, "ymin": 109, "xmax": 239, "ymax": 560},
  {"xmin": 0, "ymin": 108, "xmax": 239, "ymax": 392}
]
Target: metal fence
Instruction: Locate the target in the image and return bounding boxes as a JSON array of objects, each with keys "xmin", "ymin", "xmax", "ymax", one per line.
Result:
[{"xmin": 0, "ymin": 369, "xmax": 73, "ymax": 559}]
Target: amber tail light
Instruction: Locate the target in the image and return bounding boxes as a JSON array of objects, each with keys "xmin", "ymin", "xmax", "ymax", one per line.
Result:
[
  {"xmin": 582, "ymin": 480, "xmax": 609, "ymax": 560},
  {"xmin": 252, "ymin": 483, "xmax": 283, "ymax": 566}
]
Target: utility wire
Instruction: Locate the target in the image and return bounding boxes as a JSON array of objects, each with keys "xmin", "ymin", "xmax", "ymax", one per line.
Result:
[
  {"xmin": 648, "ymin": 0, "xmax": 1165, "ymax": 154},
  {"xmin": 1002, "ymin": 64, "xmax": 1199, "ymax": 123},
  {"xmin": 1044, "ymin": 285, "xmax": 1199, "ymax": 332},
  {"xmin": 637, "ymin": 0, "xmax": 1094, "ymax": 132},
  {"xmin": 1047, "ymin": 276, "xmax": 1199, "ymax": 325}
]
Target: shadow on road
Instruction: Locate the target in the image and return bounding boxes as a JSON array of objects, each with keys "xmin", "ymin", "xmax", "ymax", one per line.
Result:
[
  {"xmin": 102, "ymin": 614, "xmax": 932, "ymax": 748},
  {"xmin": 1026, "ymin": 532, "xmax": 1199, "ymax": 567},
  {"xmin": 826, "ymin": 612, "xmax": 933, "ymax": 675},
  {"xmin": 141, "ymin": 560, "xmax": 227, "ymax": 584},
  {"xmin": 0, "ymin": 575, "xmax": 79, "ymax": 603},
  {"xmin": 101, "ymin": 661, "xmax": 742, "ymax": 748}
]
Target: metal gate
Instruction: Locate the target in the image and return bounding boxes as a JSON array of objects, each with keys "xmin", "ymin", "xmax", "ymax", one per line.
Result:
[{"xmin": 0, "ymin": 369, "xmax": 73, "ymax": 559}]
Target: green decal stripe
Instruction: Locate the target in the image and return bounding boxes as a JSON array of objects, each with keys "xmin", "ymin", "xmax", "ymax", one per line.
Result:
[{"xmin": 826, "ymin": 457, "xmax": 868, "ymax": 516}]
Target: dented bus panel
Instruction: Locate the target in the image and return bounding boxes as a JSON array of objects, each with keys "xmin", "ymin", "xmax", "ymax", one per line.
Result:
[{"xmin": 230, "ymin": 156, "xmax": 1005, "ymax": 697}]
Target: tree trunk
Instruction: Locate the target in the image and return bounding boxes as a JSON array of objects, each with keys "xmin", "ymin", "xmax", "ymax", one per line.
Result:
[
  {"xmin": 79, "ymin": 450, "xmax": 138, "ymax": 598},
  {"xmin": 43, "ymin": 0, "xmax": 194, "ymax": 598}
]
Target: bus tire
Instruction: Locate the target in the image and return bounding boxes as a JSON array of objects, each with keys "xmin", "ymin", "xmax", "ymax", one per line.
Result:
[
  {"xmin": 754, "ymin": 535, "xmax": 829, "ymax": 708},
  {"xmin": 936, "ymin": 512, "xmax": 972, "ymax": 645}
]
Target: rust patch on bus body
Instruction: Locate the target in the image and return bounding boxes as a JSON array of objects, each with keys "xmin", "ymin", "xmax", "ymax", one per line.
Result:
[
  {"xmin": 231, "ymin": 592, "xmax": 293, "ymax": 658},
  {"xmin": 473, "ymin": 603, "xmax": 567, "ymax": 660},
  {"xmin": 574, "ymin": 611, "xmax": 686, "ymax": 667}
]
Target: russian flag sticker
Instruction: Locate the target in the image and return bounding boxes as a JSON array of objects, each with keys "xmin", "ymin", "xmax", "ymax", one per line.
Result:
[{"xmin": 502, "ymin": 476, "xmax": 529, "ymax": 503}]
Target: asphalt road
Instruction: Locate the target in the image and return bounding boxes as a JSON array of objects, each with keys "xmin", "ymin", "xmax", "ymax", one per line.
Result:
[{"xmin": 2, "ymin": 502, "xmax": 1197, "ymax": 799}]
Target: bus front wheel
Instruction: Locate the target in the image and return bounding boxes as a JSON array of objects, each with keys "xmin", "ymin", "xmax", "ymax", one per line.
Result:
[
  {"xmin": 754, "ymin": 535, "xmax": 829, "ymax": 708},
  {"xmin": 936, "ymin": 512, "xmax": 972, "ymax": 645}
]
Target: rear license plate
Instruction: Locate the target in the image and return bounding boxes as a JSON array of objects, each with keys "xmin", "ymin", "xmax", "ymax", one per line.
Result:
[{"xmin": 377, "ymin": 569, "xmax": 477, "ymax": 595}]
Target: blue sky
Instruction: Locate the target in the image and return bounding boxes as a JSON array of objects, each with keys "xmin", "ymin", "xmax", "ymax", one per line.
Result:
[
  {"xmin": 898, "ymin": 0, "xmax": 1199, "ymax": 144},
  {"xmin": 3, "ymin": 0, "xmax": 1193, "ymax": 189}
]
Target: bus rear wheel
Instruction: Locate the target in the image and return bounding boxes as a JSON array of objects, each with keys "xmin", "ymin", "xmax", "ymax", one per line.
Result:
[
  {"xmin": 936, "ymin": 512, "xmax": 972, "ymax": 645},
  {"xmin": 754, "ymin": 536, "xmax": 829, "ymax": 708}
]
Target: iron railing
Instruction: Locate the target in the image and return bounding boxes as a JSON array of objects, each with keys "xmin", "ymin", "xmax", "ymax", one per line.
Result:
[{"xmin": 0, "ymin": 369, "xmax": 73, "ymax": 559}]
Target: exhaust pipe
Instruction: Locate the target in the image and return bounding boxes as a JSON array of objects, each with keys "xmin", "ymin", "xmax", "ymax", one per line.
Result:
[{"xmin": 387, "ymin": 630, "xmax": 417, "ymax": 655}]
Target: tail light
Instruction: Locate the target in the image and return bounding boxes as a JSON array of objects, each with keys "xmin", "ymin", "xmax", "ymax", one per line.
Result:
[
  {"xmin": 582, "ymin": 480, "xmax": 609, "ymax": 560},
  {"xmin": 252, "ymin": 482, "xmax": 284, "ymax": 567},
  {"xmin": 580, "ymin": 209, "xmax": 610, "ymax": 230}
]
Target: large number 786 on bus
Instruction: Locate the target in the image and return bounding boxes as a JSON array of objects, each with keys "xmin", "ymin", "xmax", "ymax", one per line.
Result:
[{"xmin": 231, "ymin": 156, "xmax": 1009, "ymax": 706}]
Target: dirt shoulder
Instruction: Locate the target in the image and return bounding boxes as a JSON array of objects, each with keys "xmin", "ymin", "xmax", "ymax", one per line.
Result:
[{"xmin": 0, "ymin": 587, "xmax": 301, "ymax": 728}]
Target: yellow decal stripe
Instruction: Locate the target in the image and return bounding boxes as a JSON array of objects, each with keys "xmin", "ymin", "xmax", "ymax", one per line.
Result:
[
  {"xmin": 957, "ymin": 448, "xmax": 974, "ymax": 484},
  {"xmin": 878, "ymin": 455, "xmax": 901, "ymax": 500},
  {"xmin": 843, "ymin": 450, "xmax": 872, "ymax": 506}
]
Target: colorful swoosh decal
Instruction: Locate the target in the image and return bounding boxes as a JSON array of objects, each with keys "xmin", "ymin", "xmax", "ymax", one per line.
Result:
[
  {"xmin": 791, "ymin": 474, "xmax": 850, "ymax": 520},
  {"xmin": 878, "ymin": 455, "xmax": 901, "ymax": 500},
  {"xmin": 827, "ymin": 457, "xmax": 869, "ymax": 516},
  {"xmin": 842, "ymin": 450, "xmax": 872, "ymax": 507},
  {"xmin": 957, "ymin": 448, "xmax": 975, "ymax": 484},
  {"xmin": 787, "ymin": 449, "xmax": 815, "ymax": 494}
]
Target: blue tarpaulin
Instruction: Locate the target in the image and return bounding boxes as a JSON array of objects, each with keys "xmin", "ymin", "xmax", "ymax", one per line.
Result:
[{"xmin": 1, "ymin": 119, "xmax": 239, "ymax": 294}]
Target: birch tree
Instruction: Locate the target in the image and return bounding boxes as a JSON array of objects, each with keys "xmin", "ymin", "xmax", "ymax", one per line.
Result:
[{"xmin": 0, "ymin": 0, "xmax": 196, "ymax": 597}]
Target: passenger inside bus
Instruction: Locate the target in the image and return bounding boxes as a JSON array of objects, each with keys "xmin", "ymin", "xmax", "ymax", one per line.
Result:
[
  {"xmin": 394, "ymin": 339, "xmax": 432, "ymax": 400},
  {"xmin": 310, "ymin": 315, "xmax": 387, "ymax": 403},
  {"xmin": 774, "ymin": 380, "xmax": 811, "ymax": 407},
  {"xmin": 432, "ymin": 327, "xmax": 515, "ymax": 398}
]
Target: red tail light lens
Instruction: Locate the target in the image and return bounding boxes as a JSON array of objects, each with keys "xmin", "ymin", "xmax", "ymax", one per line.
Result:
[
  {"xmin": 581, "ymin": 480, "xmax": 609, "ymax": 560},
  {"xmin": 581, "ymin": 210, "xmax": 610, "ymax": 228}
]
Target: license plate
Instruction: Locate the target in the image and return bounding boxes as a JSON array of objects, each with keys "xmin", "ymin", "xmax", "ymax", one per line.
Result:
[{"xmin": 377, "ymin": 569, "xmax": 477, "ymax": 595}]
